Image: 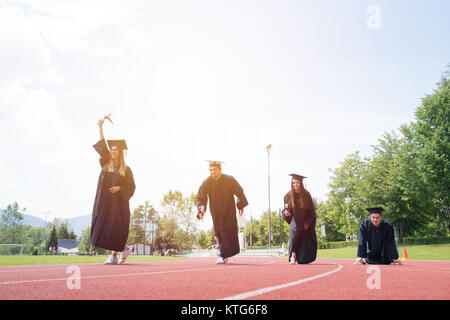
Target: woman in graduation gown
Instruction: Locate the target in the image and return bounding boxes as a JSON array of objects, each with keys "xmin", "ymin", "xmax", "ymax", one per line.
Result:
[
  {"xmin": 282, "ymin": 174, "xmax": 317, "ymax": 264},
  {"xmin": 91, "ymin": 116, "xmax": 136, "ymax": 265}
]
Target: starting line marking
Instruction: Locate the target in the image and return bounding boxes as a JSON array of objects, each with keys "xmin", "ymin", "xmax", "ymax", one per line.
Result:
[
  {"xmin": 0, "ymin": 259, "xmax": 195, "ymax": 274},
  {"xmin": 220, "ymin": 263, "xmax": 344, "ymax": 300}
]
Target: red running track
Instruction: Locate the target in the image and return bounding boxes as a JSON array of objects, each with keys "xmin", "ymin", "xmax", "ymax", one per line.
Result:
[{"xmin": 0, "ymin": 257, "xmax": 449, "ymax": 300}]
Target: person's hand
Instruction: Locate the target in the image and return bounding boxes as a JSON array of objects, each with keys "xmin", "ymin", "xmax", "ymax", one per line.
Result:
[
  {"xmin": 197, "ymin": 206, "xmax": 205, "ymax": 219},
  {"xmin": 238, "ymin": 209, "xmax": 244, "ymax": 216},
  {"xmin": 304, "ymin": 223, "xmax": 309, "ymax": 230},
  {"xmin": 109, "ymin": 186, "xmax": 121, "ymax": 194},
  {"xmin": 284, "ymin": 210, "xmax": 291, "ymax": 217},
  {"xmin": 354, "ymin": 257, "xmax": 366, "ymax": 265}
]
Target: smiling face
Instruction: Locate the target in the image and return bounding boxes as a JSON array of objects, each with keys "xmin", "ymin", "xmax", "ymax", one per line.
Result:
[
  {"xmin": 209, "ymin": 166, "xmax": 222, "ymax": 180},
  {"xmin": 292, "ymin": 179, "xmax": 302, "ymax": 193},
  {"xmin": 370, "ymin": 213, "xmax": 382, "ymax": 227},
  {"xmin": 110, "ymin": 146, "xmax": 120, "ymax": 161}
]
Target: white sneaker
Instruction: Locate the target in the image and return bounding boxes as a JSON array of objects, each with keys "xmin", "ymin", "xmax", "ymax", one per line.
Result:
[
  {"xmin": 290, "ymin": 257, "xmax": 296, "ymax": 265},
  {"xmin": 104, "ymin": 255, "xmax": 118, "ymax": 265},
  {"xmin": 119, "ymin": 246, "xmax": 131, "ymax": 264},
  {"xmin": 216, "ymin": 257, "xmax": 228, "ymax": 264}
]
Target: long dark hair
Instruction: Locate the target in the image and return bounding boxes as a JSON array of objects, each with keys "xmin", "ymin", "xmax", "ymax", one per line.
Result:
[{"xmin": 288, "ymin": 179, "xmax": 313, "ymax": 209}]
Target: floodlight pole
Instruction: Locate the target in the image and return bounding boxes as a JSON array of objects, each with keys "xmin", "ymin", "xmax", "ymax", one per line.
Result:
[{"xmin": 266, "ymin": 144, "xmax": 272, "ymax": 250}]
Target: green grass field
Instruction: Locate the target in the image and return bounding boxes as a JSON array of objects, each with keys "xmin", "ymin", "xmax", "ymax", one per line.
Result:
[
  {"xmin": 316, "ymin": 243, "xmax": 450, "ymax": 260},
  {"xmin": 0, "ymin": 244, "xmax": 448, "ymax": 266},
  {"xmin": 0, "ymin": 255, "xmax": 186, "ymax": 266}
]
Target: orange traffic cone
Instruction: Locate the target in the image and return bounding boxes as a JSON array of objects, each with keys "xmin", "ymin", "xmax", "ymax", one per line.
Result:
[{"xmin": 400, "ymin": 247, "xmax": 409, "ymax": 261}]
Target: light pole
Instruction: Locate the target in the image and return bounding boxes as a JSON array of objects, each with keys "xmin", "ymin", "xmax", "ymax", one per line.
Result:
[{"xmin": 266, "ymin": 144, "xmax": 272, "ymax": 250}]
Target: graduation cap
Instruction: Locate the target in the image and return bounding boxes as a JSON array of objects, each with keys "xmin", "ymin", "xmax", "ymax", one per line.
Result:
[
  {"xmin": 366, "ymin": 207, "xmax": 384, "ymax": 215},
  {"xmin": 206, "ymin": 160, "xmax": 225, "ymax": 168},
  {"xmin": 289, "ymin": 173, "xmax": 307, "ymax": 181},
  {"xmin": 107, "ymin": 140, "xmax": 128, "ymax": 151}
]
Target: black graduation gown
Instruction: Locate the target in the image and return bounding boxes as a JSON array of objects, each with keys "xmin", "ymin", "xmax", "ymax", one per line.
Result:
[
  {"xmin": 283, "ymin": 192, "xmax": 317, "ymax": 264},
  {"xmin": 357, "ymin": 218, "xmax": 399, "ymax": 264},
  {"xmin": 91, "ymin": 139, "xmax": 136, "ymax": 251},
  {"xmin": 196, "ymin": 174, "xmax": 248, "ymax": 259}
]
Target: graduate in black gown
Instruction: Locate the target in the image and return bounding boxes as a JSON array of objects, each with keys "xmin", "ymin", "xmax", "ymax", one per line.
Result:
[
  {"xmin": 196, "ymin": 161, "xmax": 248, "ymax": 264},
  {"xmin": 91, "ymin": 116, "xmax": 136, "ymax": 265},
  {"xmin": 282, "ymin": 174, "xmax": 317, "ymax": 264},
  {"xmin": 355, "ymin": 207, "xmax": 401, "ymax": 265}
]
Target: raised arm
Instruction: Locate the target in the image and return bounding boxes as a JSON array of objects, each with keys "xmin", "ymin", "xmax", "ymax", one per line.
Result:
[
  {"xmin": 98, "ymin": 118, "xmax": 105, "ymax": 140},
  {"xmin": 93, "ymin": 117, "xmax": 110, "ymax": 167}
]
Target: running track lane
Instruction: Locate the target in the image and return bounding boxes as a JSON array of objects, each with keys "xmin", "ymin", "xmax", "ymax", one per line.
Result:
[{"xmin": 0, "ymin": 257, "xmax": 449, "ymax": 300}]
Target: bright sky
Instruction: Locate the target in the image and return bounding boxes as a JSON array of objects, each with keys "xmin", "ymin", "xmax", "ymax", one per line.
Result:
[{"xmin": 1, "ymin": 0, "xmax": 449, "ymax": 231}]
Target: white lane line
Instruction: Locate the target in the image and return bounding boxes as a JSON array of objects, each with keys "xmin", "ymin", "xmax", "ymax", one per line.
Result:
[
  {"xmin": 220, "ymin": 263, "xmax": 344, "ymax": 300},
  {"xmin": 0, "ymin": 259, "xmax": 195, "ymax": 274},
  {"xmin": 0, "ymin": 260, "xmax": 276, "ymax": 286}
]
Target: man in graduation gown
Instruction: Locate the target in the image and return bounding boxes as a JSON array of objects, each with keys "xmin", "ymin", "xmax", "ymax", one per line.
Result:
[
  {"xmin": 196, "ymin": 161, "xmax": 248, "ymax": 264},
  {"xmin": 356, "ymin": 207, "xmax": 401, "ymax": 265}
]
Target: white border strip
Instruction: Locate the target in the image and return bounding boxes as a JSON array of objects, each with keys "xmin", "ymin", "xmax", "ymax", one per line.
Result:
[{"xmin": 220, "ymin": 263, "xmax": 343, "ymax": 300}]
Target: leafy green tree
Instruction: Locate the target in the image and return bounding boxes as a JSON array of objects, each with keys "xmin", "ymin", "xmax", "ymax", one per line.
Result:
[
  {"xmin": 316, "ymin": 200, "xmax": 342, "ymax": 242},
  {"xmin": 45, "ymin": 225, "xmax": 58, "ymax": 252},
  {"xmin": 78, "ymin": 226, "xmax": 107, "ymax": 255},
  {"xmin": 154, "ymin": 216, "xmax": 177, "ymax": 253},
  {"xmin": 196, "ymin": 230, "xmax": 212, "ymax": 249},
  {"xmin": 361, "ymin": 132, "xmax": 425, "ymax": 242},
  {"xmin": 159, "ymin": 190, "xmax": 199, "ymax": 250},
  {"xmin": 1, "ymin": 202, "xmax": 25, "ymax": 246},
  {"xmin": 128, "ymin": 202, "xmax": 159, "ymax": 253},
  {"xmin": 128, "ymin": 207, "xmax": 146, "ymax": 245},
  {"xmin": 326, "ymin": 152, "xmax": 369, "ymax": 239},
  {"xmin": 400, "ymin": 71, "xmax": 450, "ymax": 234},
  {"xmin": 57, "ymin": 221, "xmax": 77, "ymax": 240}
]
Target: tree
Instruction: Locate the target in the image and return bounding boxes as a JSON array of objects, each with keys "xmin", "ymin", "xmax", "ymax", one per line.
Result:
[
  {"xmin": 128, "ymin": 201, "xmax": 159, "ymax": 253},
  {"xmin": 46, "ymin": 225, "xmax": 58, "ymax": 251},
  {"xmin": 78, "ymin": 226, "xmax": 107, "ymax": 255},
  {"xmin": 159, "ymin": 190, "xmax": 199, "ymax": 251},
  {"xmin": 154, "ymin": 216, "xmax": 177, "ymax": 253},
  {"xmin": 1, "ymin": 202, "xmax": 25, "ymax": 248},
  {"xmin": 325, "ymin": 152, "xmax": 369, "ymax": 239},
  {"xmin": 362, "ymin": 132, "xmax": 426, "ymax": 242},
  {"xmin": 57, "ymin": 221, "xmax": 77, "ymax": 240},
  {"xmin": 400, "ymin": 71, "xmax": 450, "ymax": 234},
  {"xmin": 128, "ymin": 207, "xmax": 146, "ymax": 245},
  {"xmin": 196, "ymin": 230, "xmax": 212, "ymax": 249}
]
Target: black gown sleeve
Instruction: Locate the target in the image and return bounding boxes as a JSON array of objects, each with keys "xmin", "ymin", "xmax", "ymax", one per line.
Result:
[
  {"xmin": 93, "ymin": 139, "xmax": 110, "ymax": 167},
  {"xmin": 357, "ymin": 221, "xmax": 368, "ymax": 258},
  {"xmin": 196, "ymin": 178, "xmax": 209, "ymax": 209},
  {"xmin": 282, "ymin": 193, "xmax": 292, "ymax": 224},
  {"xmin": 383, "ymin": 223, "xmax": 399, "ymax": 261},
  {"xmin": 230, "ymin": 176, "xmax": 248, "ymax": 210},
  {"xmin": 119, "ymin": 166, "xmax": 136, "ymax": 201},
  {"xmin": 304, "ymin": 191, "xmax": 316, "ymax": 226}
]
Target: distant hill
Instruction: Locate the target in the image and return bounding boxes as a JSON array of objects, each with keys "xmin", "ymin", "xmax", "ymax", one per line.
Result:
[
  {"xmin": 1, "ymin": 210, "xmax": 91, "ymax": 238},
  {"xmin": 22, "ymin": 214, "xmax": 47, "ymax": 228},
  {"xmin": 67, "ymin": 215, "xmax": 92, "ymax": 237}
]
